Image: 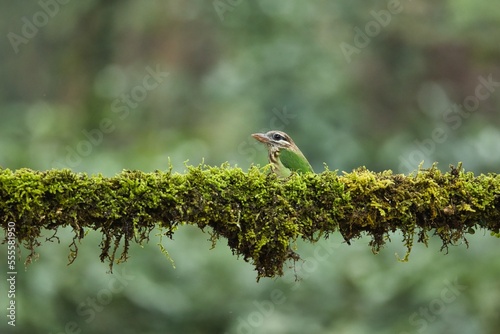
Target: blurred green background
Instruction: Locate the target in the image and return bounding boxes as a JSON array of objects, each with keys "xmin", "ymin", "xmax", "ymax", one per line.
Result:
[{"xmin": 1, "ymin": 1, "xmax": 500, "ymax": 333}]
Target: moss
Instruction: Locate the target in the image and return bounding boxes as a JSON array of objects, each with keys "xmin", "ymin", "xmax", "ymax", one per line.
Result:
[{"xmin": 1, "ymin": 164, "xmax": 499, "ymax": 279}]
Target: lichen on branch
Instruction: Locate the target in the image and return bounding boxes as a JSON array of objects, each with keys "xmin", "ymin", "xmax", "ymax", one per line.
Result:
[{"xmin": 1, "ymin": 164, "xmax": 499, "ymax": 279}]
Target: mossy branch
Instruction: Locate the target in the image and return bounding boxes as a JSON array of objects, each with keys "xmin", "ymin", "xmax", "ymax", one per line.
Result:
[{"xmin": 1, "ymin": 164, "xmax": 499, "ymax": 279}]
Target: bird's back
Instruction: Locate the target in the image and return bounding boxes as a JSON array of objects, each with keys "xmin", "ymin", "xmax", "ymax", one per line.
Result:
[{"xmin": 279, "ymin": 148, "xmax": 314, "ymax": 174}]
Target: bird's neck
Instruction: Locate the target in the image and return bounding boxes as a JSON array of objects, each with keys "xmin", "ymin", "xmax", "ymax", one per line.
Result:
[
  {"xmin": 267, "ymin": 146, "xmax": 293, "ymax": 178},
  {"xmin": 267, "ymin": 145, "xmax": 281, "ymax": 165}
]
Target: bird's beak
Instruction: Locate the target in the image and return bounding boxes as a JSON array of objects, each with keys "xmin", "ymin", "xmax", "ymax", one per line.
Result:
[{"xmin": 251, "ymin": 133, "xmax": 269, "ymax": 144}]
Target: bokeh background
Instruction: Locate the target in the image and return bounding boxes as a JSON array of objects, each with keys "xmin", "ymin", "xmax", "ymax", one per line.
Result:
[{"xmin": 1, "ymin": 1, "xmax": 500, "ymax": 333}]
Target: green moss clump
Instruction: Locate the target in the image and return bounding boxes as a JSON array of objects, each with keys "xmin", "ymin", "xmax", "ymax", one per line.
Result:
[{"xmin": 1, "ymin": 164, "xmax": 499, "ymax": 279}]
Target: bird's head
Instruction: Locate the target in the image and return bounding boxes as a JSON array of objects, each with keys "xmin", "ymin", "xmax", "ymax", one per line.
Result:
[
  {"xmin": 251, "ymin": 130, "xmax": 297, "ymax": 151},
  {"xmin": 251, "ymin": 130, "xmax": 314, "ymax": 176}
]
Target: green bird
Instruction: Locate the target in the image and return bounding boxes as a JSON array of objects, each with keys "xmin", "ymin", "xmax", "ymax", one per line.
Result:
[{"xmin": 252, "ymin": 130, "xmax": 314, "ymax": 178}]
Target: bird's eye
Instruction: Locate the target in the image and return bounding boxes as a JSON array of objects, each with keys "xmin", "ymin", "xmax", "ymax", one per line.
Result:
[{"xmin": 272, "ymin": 133, "xmax": 284, "ymax": 141}]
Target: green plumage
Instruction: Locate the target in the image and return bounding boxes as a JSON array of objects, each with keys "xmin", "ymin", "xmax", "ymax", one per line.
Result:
[
  {"xmin": 279, "ymin": 148, "xmax": 314, "ymax": 174},
  {"xmin": 251, "ymin": 130, "xmax": 314, "ymax": 178}
]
